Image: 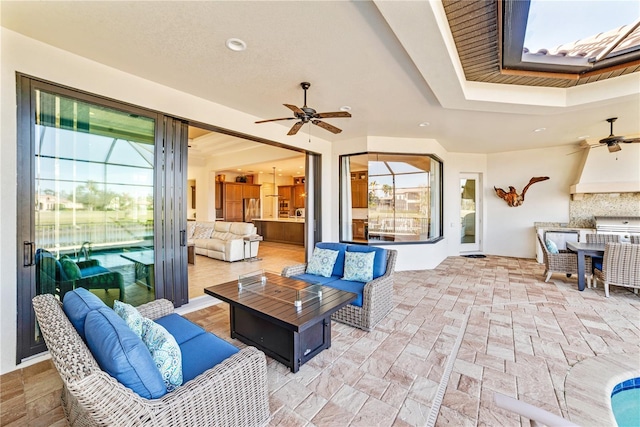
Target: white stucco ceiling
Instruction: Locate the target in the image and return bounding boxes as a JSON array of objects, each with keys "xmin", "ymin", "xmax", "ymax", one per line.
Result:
[{"xmin": 2, "ymin": 0, "xmax": 639, "ymax": 157}]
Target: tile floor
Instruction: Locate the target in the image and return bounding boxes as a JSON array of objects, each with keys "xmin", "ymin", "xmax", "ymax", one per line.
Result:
[{"xmin": 2, "ymin": 253, "xmax": 639, "ymax": 426}]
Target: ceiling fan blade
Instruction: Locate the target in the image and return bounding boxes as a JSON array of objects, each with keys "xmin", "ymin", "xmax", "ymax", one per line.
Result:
[
  {"xmin": 284, "ymin": 104, "xmax": 305, "ymax": 115},
  {"xmin": 287, "ymin": 121, "xmax": 304, "ymax": 136},
  {"xmin": 621, "ymin": 137, "xmax": 640, "ymax": 143},
  {"xmin": 315, "ymin": 111, "xmax": 352, "ymax": 119},
  {"xmin": 255, "ymin": 117, "xmax": 296, "ymax": 124},
  {"xmin": 312, "ymin": 120, "xmax": 342, "ymax": 134}
]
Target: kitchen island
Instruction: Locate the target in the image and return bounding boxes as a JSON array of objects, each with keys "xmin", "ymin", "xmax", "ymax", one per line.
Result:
[{"xmin": 253, "ymin": 218, "xmax": 305, "ymax": 246}]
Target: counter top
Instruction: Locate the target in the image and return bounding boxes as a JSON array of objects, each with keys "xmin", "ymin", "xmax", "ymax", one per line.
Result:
[
  {"xmin": 253, "ymin": 218, "xmax": 305, "ymax": 223},
  {"xmin": 534, "ymin": 222, "xmax": 595, "ymax": 231}
]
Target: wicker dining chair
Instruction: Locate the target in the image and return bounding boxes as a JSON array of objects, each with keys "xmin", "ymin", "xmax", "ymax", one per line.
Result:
[
  {"xmin": 585, "ymin": 234, "xmax": 621, "ymax": 287},
  {"xmin": 593, "ymin": 242, "xmax": 640, "ymax": 297},
  {"xmin": 537, "ymin": 234, "xmax": 592, "ymax": 286},
  {"xmin": 630, "ymin": 235, "xmax": 640, "ymax": 244}
]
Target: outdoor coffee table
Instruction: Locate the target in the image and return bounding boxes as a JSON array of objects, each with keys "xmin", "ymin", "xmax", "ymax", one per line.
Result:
[{"xmin": 204, "ymin": 271, "xmax": 356, "ymax": 372}]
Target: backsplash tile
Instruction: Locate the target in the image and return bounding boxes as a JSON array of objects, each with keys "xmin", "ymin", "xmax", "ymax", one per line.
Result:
[{"xmin": 569, "ymin": 193, "xmax": 640, "ymax": 227}]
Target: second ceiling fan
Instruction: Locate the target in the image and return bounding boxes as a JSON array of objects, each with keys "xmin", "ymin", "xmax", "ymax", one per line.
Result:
[{"xmin": 255, "ymin": 82, "xmax": 351, "ymax": 136}]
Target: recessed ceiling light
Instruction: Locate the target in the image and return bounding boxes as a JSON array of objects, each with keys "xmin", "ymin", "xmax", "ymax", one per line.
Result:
[
  {"xmin": 225, "ymin": 38, "xmax": 247, "ymax": 52},
  {"xmin": 534, "ymin": 127, "xmax": 546, "ymax": 132},
  {"xmin": 299, "ymin": 166, "xmax": 303, "ymax": 169},
  {"xmin": 578, "ymin": 135, "xmax": 590, "ymax": 139},
  {"xmin": 419, "ymin": 122, "xmax": 430, "ymax": 127},
  {"xmin": 237, "ymin": 168, "xmax": 242, "ymax": 171},
  {"xmin": 340, "ymin": 106, "xmax": 351, "ymax": 112}
]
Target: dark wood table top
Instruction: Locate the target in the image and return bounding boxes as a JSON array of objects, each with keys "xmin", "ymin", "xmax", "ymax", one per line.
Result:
[
  {"xmin": 205, "ymin": 272, "xmax": 356, "ymax": 332},
  {"xmin": 566, "ymin": 241, "xmax": 605, "ymax": 253}
]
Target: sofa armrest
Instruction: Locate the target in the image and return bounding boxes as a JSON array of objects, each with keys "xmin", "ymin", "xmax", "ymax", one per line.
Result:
[
  {"xmin": 136, "ymin": 298, "xmax": 175, "ymax": 319},
  {"xmin": 281, "ymin": 263, "xmax": 307, "ymax": 277},
  {"xmin": 66, "ymin": 346, "xmax": 269, "ymax": 426},
  {"xmin": 76, "ymin": 259, "xmax": 100, "ymax": 269}
]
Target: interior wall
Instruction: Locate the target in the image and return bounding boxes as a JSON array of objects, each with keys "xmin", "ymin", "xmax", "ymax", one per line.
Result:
[{"xmin": 485, "ymin": 145, "xmax": 582, "ymax": 258}]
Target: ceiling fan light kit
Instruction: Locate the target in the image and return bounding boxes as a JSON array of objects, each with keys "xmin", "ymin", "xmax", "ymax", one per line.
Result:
[
  {"xmin": 255, "ymin": 82, "xmax": 352, "ymax": 136},
  {"xmin": 598, "ymin": 117, "xmax": 640, "ymax": 153}
]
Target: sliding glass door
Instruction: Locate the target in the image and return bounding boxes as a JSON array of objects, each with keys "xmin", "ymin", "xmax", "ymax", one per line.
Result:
[{"xmin": 16, "ymin": 76, "xmax": 188, "ymax": 361}]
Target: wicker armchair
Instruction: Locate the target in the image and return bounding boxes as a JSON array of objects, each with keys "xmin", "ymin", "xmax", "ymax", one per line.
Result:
[
  {"xmin": 32, "ymin": 294, "xmax": 270, "ymax": 427},
  {"xmin": 282, "ymin": 249, "xmax": 397, "ymax": 331},
  {"xmin": 593, "ymin": 243, "xmax": 640, "ymax": 297},
  {"xmin": 630, "ymin": 235, "xmax": 640, "ymax": 244},
  {"xmin": 537, "ymin": 234, "xmax": 592, "ymax": 286}
]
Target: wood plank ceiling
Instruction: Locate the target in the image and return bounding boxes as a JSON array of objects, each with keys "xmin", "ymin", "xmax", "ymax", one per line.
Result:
[{"xmin": 442, "ymin": 0, "xmax": 640, "ymax": 88}]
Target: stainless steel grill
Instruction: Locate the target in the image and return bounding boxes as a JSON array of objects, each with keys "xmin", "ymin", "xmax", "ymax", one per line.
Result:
[{"xmin": 595, "ymin": 216, "xmax": 640, "ymax": 241}]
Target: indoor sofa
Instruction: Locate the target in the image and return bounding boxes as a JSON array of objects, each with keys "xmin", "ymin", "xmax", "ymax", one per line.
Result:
[
  {"xmin": 32, "ymin": 288, "xmax": 269, "ymax": 426},
  {"xmin": 282, "ymin": 242, "xmax": 397, "ymax": 331},
  {"xmin": 188, "ymin": 220, "xmax": 260, "ymax": 262}
]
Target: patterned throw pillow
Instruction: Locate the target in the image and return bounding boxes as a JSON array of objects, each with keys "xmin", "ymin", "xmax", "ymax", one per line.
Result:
[
  {"xmin": 545, "ymin": 239, "xmax": 559, "ymax": 254},
  {"xmin": 306, "ymin": 248, "xmax": 340, "ymax": 277},
  {"xmin": 192, "ymin": 225, "xmax": 213, "ymax": 240},
  {"xmin": 113, "ymin": 300, "xmax": 145, "ymax": 338},
  {"xmin": 141, "ymin": 318, "xmax": 183, "ymax": 392},
  {"xmin": 342, "ymin": 251, "xmax": 375, "ymax": 283},
  {"xmin": 187, "ymin": 222, "xmax": 197, "ymax": 239}
]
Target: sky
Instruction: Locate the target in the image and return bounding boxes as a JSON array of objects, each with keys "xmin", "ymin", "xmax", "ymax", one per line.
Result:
[{"xmin": 524, "ymin": 0, "xmax": 640, "ymax": 51}]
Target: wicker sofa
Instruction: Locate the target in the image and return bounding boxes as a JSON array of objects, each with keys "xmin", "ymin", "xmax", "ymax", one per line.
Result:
[
  {"xmin": 188, "ymin": 221, "xmax": 259, "ymax": 262},
  {"xmin": 32, "ymin": 291, "xmax": 270, "ymax": 426},
  {"xmin": 282, "ymin": 243, "xmax": 397, "ymax": 331}
]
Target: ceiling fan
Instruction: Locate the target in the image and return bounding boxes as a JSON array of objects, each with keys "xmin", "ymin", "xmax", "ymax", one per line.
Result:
[
  {"xmin": 598, "ymin": 117, "xmax": 640, "ymax": 153},
  {"xmin": 255, "ymin": 82, "xmax": 351, "ymax": 136}
]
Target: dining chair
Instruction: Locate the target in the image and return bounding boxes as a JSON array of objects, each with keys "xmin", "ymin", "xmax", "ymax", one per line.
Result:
[
  {"xmin": 585, "ymin": 234, "xmax": 620, "ymax": 288},
  {"xmin": 537, "ymin": 234, "xmax": 592, "ymax": 286},
  {"xmin": 593, "ymin": 242, "xmax": 640, "ymax": 297},
  {"xmin": 630, "ymin": 235, "xmax": 640, "ymax": 244}
]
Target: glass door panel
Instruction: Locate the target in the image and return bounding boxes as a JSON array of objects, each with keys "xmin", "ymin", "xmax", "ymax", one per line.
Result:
[
  {"xmin": 460, "ymin": 174, "xmax": 480, "ymax": 252},
  {"xmin": 34, "ymin": 90, "xmax": 156, "ymax": 308}
]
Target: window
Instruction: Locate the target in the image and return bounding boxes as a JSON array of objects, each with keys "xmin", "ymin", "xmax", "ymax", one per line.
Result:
[{"xmin": 340, "ymin": 153, "xmax": 442, "ymax": 244}]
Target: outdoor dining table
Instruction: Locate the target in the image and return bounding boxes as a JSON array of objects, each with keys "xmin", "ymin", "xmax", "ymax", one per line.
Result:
[{"xmin": 566, "ymin": 241, "xmax": 605, "ymax": 291}]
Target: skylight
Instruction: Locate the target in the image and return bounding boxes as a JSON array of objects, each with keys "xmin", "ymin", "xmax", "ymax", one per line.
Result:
[{"xmin": 524, "ymin": 0, "xmax": 639, "ymax": 52}]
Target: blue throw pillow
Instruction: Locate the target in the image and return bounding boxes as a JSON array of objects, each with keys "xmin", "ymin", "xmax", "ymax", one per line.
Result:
[
  {"xmin": 342, "ymin": 251, "xmax": 375, "ymax": 283},
  {"xmin": 60, "ymin": 258, "xmax": 81, "ymax": 280},
  {"xmin": 141, "ymin": 318, "xmax": 183, "ymax": 392},
  {"xmin": 85, "ymin": 308, "xmax": 166, "ymax": 399},
  {"xmin": 545, "ymin": 239, "xmax": 559, "ymax": 254},
  {"xmin": 62, "ymin": 288, "xmax": 107, "ymax": 340},
  {"xmin": 306, "ymin": 248, "xmax": 340, "ymax": 277},
  {"xmin": 316, "ymin": 242, "xmax": 348, "ymax": 276},
  {"xmin": 347, "ymin": 246, "xmax": 387, "ymax": 279},
  {"xmin": 113, "ymin": 300, "xmax": 145, "ymax": 338}
]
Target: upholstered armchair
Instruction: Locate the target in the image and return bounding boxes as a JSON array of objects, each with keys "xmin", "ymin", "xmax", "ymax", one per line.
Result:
[
  {"xmin": 36, "ymin": 249, "xmax": 125, "ymax": 301},
  {"xmin": 537, "ymin": 234, "xmax": 592, "ymax": 286}
]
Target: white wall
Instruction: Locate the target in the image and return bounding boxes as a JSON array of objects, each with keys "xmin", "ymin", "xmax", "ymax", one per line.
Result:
[{"xmin": 485, "ymin": 145, "xmax": 582, "ymax": 258}]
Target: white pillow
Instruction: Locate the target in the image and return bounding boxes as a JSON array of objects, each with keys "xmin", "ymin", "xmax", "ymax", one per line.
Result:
[
  {"xmin": 192, "ymin": 225, "xmax": 213, "ymax": 240},
  {"xmin": 306, "ymin": 248, "xmax": 339, "ymax": 277},
  {"xmin": 342, "ymin": 251, "xmax": 375, "ymax": 283},
  {"xmin": 113, "ymin": 300, "xmax": 145, "ymax": 338}
]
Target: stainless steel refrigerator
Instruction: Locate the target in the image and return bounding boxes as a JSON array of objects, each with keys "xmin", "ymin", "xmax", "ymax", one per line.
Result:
[{"xmin": 243, "ymin": 198, "xmax": 261, "ymax": 222}]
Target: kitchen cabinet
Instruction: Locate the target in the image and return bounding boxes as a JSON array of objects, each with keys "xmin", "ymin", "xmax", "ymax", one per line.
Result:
[
  {"xmin": 253, "ymin": 219, "xmax": 304, "ymax": 246},
  {"xmin": 353, "ymin": 219, "xmax": 366, "ymax": 240},
  {"xmin": 278, "ymin": 185, "xmax": 292, "ymax": 200},
  {"xmin": 350, "ymin": 172, "xmax": 368, "ymax": 208},
  {"xmin": 293, "ymin": 184, "xmax": 305, "ymax": 208},
  {"xmin": 215, "ymin": 182, "xmax": 222, "ymax": 210},
  {"xmin": 222, "ymin": 183, "xmax": 261, "ymax": 222}
]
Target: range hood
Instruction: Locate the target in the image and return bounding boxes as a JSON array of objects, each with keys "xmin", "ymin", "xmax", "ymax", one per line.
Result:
[{"xmin": 569, "ymin": 142, "xmax": 640, "ymax": 196}]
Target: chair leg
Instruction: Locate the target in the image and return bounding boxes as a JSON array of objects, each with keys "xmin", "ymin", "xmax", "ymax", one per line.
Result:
[
  {"xmin": 605, "ymin": 282, "xmax": 610, "ymax": 298},
  {"xmin": 545, "ymin": 272, "xmax": 552, "ymax": 282}
]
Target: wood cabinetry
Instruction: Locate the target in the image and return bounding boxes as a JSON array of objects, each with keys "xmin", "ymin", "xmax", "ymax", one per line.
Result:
[
  {"xmin": 293, "ymin": 184, "xmax": 305, "ymax": 208},
  {"xmin": 350, "ymin": 172, "xmax": 368, "ymax": 208},
  {"xmin": 352, "ymin": 219, "xmax": 366, "ymax": 240},
  {"xmin": 278, "ymin": 185, "xmax": 292, "ymax": 200},
  {"xmin": 221, "ymin": 183, "xmax": 261, "ymax": 222},
  {"xmin": 215, "ymin": 182, "xmax": 223, "ymax": 210},
  {"xmin": 253, "ymin": 220, "xmax": 304, "ymax": 246}
]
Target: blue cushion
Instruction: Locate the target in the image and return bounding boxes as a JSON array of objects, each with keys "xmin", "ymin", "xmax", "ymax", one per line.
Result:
[
  {"xmin": 62, "ymin": 288, "xmax": 107, "ymax": 340},
  {"xmin": 593, "ymin": 257, "xmax": 603, "ymax": 271},
  {"xmin": 141, "ymin": 318, "xmax": 183, "ymax": 392},
  {"xmin": 155, "ymin": 314, "xmax": 205, "ymax": 345},
  {"xmin": 37, "ymin": 249, "xmax": 65, "ymax": 280},
  {"xmin": 323, "ymin": 279, "xmax": 364, "ymax": 307},
  {"xmin": 306, "ymin": 248, "xmax": 339, "ymax": 277},
  {"xmin": 347, "ymin": 245, "xmax": 388, "ymax": 279},
  {"xmin": 316, "ymin": 242, "xmax": 348, "ymax": 276},
  {"xmin": 85, "ymin": 308, "xmax": 166, "ymax": 399},
  {"xmin": 180, "ymin": 333, "xmax": 239, "ymax": 383},
  {"xmin": 342, "ymin": 251, "xmax": 375, "ymax": 283},
  {"xmin": 60, "ymin": 258, "xmax": 82, "ymax": 280},
  {"xmin": 80, "ymin": 265, "xmax": 110, "ymax": 277},
  {"xmin": 291, "ymin": 273, "xmax": 341, "ymax": 285}
]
